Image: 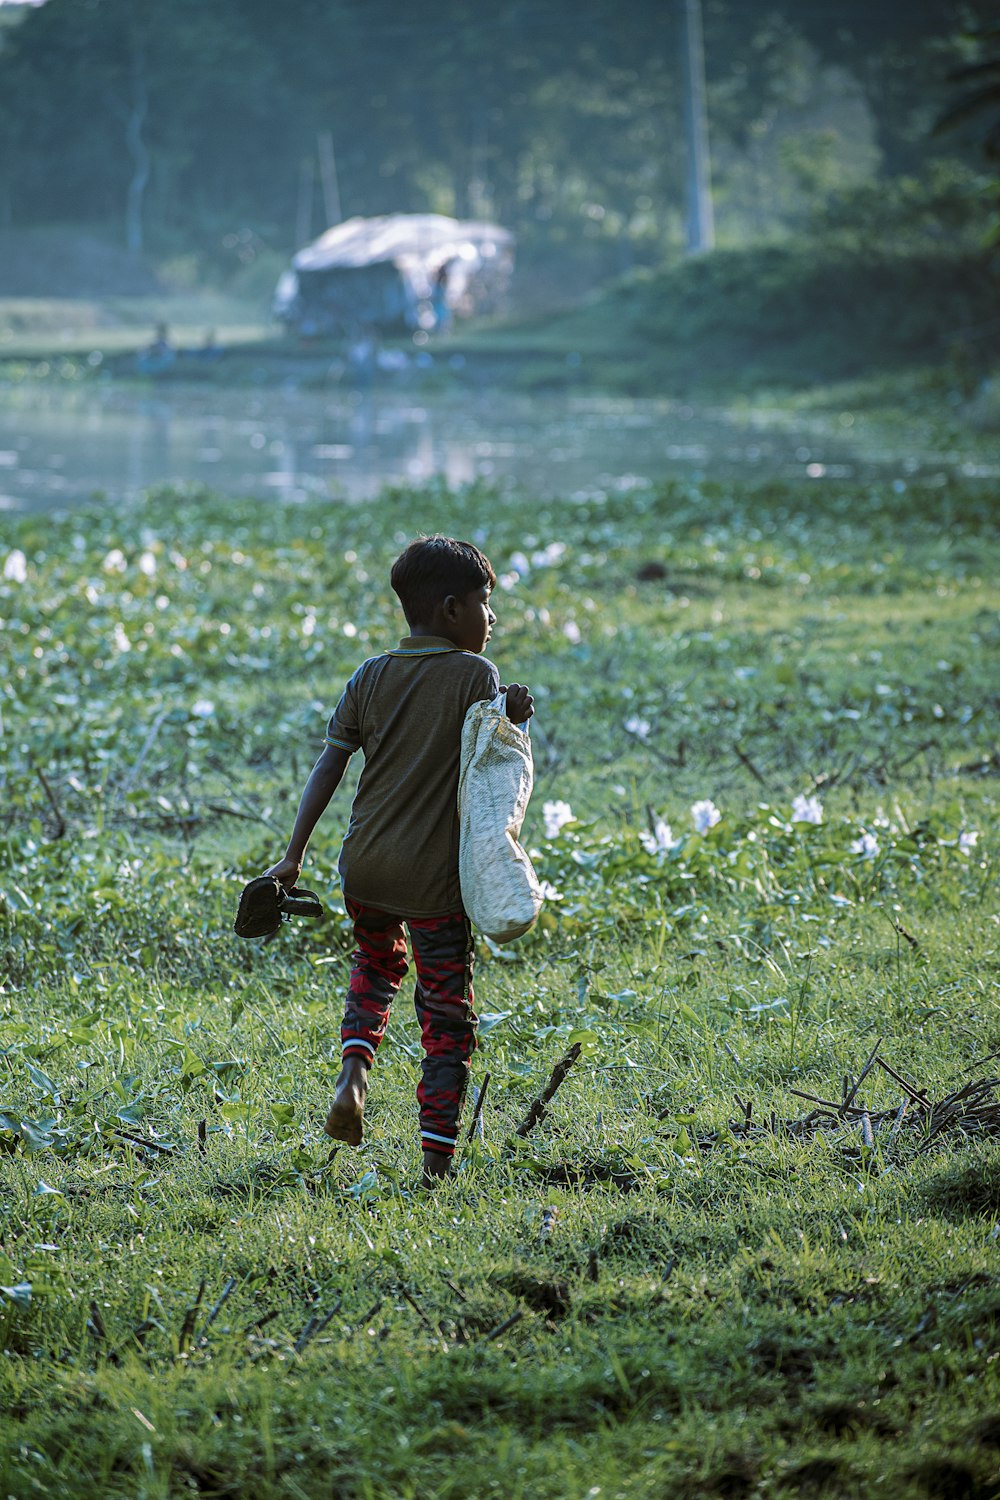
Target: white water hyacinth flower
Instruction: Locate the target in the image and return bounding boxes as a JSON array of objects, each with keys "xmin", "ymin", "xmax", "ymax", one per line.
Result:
[
  {"xmin": 691, "ymin": 799, "xmax": 721, "ymax": 834},
  {"xmin": 138, "ymin": 550, "xmax": 157, "ymax": 577},
  {"xmin": 563, "ymin": 620, "xmax": 582, "ymax": 644},
  {"xmin": 538, "ymin": 880, "xmax": 563, "ymax": 901},
  {"xmin": 850, "ymin": 831, "xmax": 880, "ymax": 859},
  {"xmin": 958, "ymin": 830, "xmax": 979, "ymax": 856},
  {"xmin": 640, "ymin": 818, "xmax": 675, "ymax": 855},
  {"xmin": 791, "ymin": 794, "xmax": 824, "ymax": 824},
  {"xmin": 190, "ymin": 699, "xmax": 216, "ymax": 719},
  {"xmin": 543, "ymin": 799, "xmax": 575, "ymax": 839},
  {"xmin": 3, "ymin": 549, "xmax": 27, "ymax": 583},
  {"xmin": 102, "ymin": 548, "xmax": 127, "ymax": 573},
  {"xmin": 531, "ymin": 541, "xmax": 566, "ymax": 568},
  {"xmin": 625, "ymin": 714, "xmax": 651, "ymax": 741}
]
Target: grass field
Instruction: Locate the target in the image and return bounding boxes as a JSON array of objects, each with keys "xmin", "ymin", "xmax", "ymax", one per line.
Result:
[{"xmin": 1, "ymin": 472, "xmax": 998, "ymax": 1498}]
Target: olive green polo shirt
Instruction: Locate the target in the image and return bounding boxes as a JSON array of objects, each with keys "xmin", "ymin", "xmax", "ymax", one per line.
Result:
[{"xmin": 325, "ymin": 636, "xmax": 500, "ymax": 917}]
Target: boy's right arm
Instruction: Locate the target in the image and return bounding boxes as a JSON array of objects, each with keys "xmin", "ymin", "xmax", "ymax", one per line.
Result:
[{"xmin": 265, "ymin": 743, "xmax": 352, "ymax": 889}]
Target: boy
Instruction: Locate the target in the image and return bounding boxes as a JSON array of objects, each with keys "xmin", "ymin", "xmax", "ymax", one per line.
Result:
[{"xmin": 266, "ymin": 535, "xmax": 533, "ymax": 1186}]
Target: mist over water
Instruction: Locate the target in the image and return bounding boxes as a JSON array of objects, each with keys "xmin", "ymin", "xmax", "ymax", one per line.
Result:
[{"xmin": 0, "ymin": 382, "xmax": 975, "ymax": 515}]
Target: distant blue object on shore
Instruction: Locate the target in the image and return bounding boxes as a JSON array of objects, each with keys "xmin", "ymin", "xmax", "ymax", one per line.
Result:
[{"xmin": 135, "ymin": 323, "xmax": 175, "ymax": 375}]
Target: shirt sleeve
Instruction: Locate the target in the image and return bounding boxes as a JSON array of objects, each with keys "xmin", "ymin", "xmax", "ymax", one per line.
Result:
[
  {"xmin": 462, "ymin": 657, "xmax": 501, "ymax": 715},
  {"xmin": 324, "ymin": 671, "xmax": 362, "ymax": 754}
]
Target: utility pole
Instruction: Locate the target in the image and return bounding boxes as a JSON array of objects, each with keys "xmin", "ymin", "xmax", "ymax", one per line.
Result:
[
  {"xmin": 317, "ymin": 130, "xmax": 342, "ymax": 228},
  {"xmin": 680, "ymin": 0, "xmax": 714, "ymax": 253}
]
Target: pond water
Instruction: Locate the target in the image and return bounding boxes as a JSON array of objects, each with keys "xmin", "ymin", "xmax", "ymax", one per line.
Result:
[{"xmin": 0, "ymin": 379, "xmax": 982, "ymax": 515}]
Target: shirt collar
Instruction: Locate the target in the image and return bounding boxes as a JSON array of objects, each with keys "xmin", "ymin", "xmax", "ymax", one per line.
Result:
[{"xmin": 387, "ymin": 635, "xmax": 462, "ymax": 657}]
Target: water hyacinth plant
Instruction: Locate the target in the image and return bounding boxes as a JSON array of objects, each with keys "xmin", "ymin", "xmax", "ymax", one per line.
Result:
[
  {"xmin": 691, "ymin": 798, "xmax": 722, "ymax": 833},
  {"xmin": 791, "ymin": 793, "xmax": 824, "ymax": 824},
  {"xmin": 542, "ymin": 799, "xmax": 576, "ymax": 838}
]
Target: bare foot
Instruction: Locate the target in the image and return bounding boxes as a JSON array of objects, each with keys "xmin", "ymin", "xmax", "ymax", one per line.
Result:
[
  {"xmin": 324, "ymin": 1058, "xmax": 368, "ymax": 1146},
  {"xmin": 421, "ymin": 1149, "xmax": 453, "ymax": 1189}
]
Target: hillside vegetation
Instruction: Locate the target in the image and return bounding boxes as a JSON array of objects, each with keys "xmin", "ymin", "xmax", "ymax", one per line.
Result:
[{"xmin": 462, "ymin": 241, "xmax": 1000, "ymax": 395}]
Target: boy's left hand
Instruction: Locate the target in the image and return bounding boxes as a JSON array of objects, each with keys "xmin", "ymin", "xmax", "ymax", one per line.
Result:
[{"xmin": 502, "ymin": 683, "xmax": 534, "ymax": 724}]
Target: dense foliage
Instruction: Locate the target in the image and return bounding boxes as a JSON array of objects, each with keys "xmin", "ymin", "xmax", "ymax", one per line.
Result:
[{"xmin": 0, "ymin": 0, "xmax": 995, "ymax": 276}]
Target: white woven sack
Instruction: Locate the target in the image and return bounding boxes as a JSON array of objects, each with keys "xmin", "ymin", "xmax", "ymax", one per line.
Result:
[{"xmin": 458, "ymin": 691, "xmax": 544, "ymax": 943}]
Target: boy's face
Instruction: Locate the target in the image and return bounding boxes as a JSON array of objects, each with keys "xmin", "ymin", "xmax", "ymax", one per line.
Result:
[{"xmin": 442, "ymin": 584, "xmax": 496, "ymax": 654}]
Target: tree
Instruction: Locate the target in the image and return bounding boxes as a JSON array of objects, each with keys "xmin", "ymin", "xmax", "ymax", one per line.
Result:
[{"xmin": 935, "ymin": 26, "xmax": 1000, "ymax": 165}]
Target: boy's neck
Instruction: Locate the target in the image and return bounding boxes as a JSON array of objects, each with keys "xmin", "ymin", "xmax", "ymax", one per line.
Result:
[{"xmin": 404, "ymin": 614, "xmax": 456, "ymax": 645}]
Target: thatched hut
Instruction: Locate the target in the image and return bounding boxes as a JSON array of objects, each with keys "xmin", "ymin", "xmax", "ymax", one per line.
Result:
[{"xmin": 273, "ymin": 213, "xmax": 514, "ymax": 337}]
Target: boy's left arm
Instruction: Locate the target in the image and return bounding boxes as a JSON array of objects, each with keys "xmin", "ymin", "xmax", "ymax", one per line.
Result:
[{"xmin": 265, "ymin": 743, "xmax": 352, "ymax": 890}]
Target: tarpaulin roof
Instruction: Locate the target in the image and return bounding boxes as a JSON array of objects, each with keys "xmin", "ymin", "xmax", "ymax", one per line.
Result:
[{"xmin": 293, "ymin": 213, "xmax": 513, "ymax": 274}]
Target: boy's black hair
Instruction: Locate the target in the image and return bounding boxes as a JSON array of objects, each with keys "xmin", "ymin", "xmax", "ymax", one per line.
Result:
[{"xmin": 390, "ymin": 535, "xmax": 496, "ymax": 623}]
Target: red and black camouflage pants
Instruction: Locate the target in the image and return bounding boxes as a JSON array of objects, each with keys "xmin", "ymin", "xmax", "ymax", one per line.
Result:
[{"xmin": 341, "ymin": 899, "xmax": 477, "ymax": 1157}]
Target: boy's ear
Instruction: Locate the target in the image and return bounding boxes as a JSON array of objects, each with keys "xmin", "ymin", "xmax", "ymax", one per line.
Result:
[{"xmin": 441, "ymin": 593, "xmax": 460, "ymax": 619}]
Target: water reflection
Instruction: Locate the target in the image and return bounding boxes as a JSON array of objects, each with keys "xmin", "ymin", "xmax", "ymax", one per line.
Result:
[{"xmin": 0, "ymin": 381, "xmax": 990, "ymax": 514}]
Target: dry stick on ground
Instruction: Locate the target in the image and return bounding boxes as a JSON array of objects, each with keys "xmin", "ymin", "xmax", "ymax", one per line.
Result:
[
  {"xmin": 294, "ymin": 1300, "xmax": 342, "ymax": 1356},
  {"xmin": 109, "ymin": 1318, "xmax": 162, "ymax": 1363},
  {"xmin": 32, "ymin": 763, "xmax": 66, "ymax": 839},
  {"xmin": 178, "ymin": 1279, "xmax": 207, "ymax": 1355},
  {"xmin": 733, "ymin": 743, "xmax": 768, "ymax": 786},
  {"xmin": 466, "ymin": 1072, "xmax": 491, "ymax": 1142},
  {"xmin": 963, "ymin": 1050, "xmax": 1000, "ymax": 1075},
  {"xmin": 808, "ymin": 754, "xmax": 864, "ymax": 796},
  {"xmin": 921, "ymin": 1075, "xmax": 1000, "ymax": 1151},
  {"xmin": 88, "ymin": 1300, "xmax": 107, "ymax": 1343},
  {"xmin": 483, "ymin": 1310, "xmax": 523, "ymax": 1343},
  {"xmin": 241, "ymin": 1308, "xmax": 280, "ymax": 1338},
  {"xmin": 515, "ymin": 1043, "xmax": 582, "ymax": 1138},
  {"xmin": 886, "ymin": 1100, "xmax": 908, "ymax": 1146},
  {"xmin": 890, "ymin": 917, "xmax": 921, "ymax": 951},
  {"xmin": 111, "ymin": 707, "xmax": 171, "ymax": 817},
  {"xmin": 788, "ymin": 1087, "xmax": 845, "ymax": 1114},
  {"xmin": 719, "ymin": 1039, "xmax": 742, "ymax": 1069},
  {"xmin": 840, "ymin": 1038, "xmax": 884, "ymax": 1116},
  {"xmin": 110, "ymin": 1127, "xmax": 176, "ymax": 1156},
  {"xmin": 196, "ymin": 1277, "xmax": 237, "ymax": 1345},
  {"xmin": 399, "ymin": 1288, "xmax": 448, "ymax": 1353},
  {"xmin": 203, "ymin": 802, "xmax": 283, "ymax": 825},
  {"xmin": 633, "ymin": 736, "xmax": 685, "ymax": 771},
  {"xmin": 756, "ymin": 1065, "xmax": 998, "ymax": 1147},
  {"xmin": 873, "ymin": 1056, "xmax": 931, "ymax": 1106},
  {"xmin": 204, "ymin": 756, "xmax": 288, "ymax": 837},
  {"xmin": 399, "ymin": 1287, "xmax": 434, "ymax": 1331}
]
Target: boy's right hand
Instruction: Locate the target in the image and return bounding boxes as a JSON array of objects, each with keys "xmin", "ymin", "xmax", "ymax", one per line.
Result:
[
  {"xmin": 263, "ymin": 855, "xmax": 303, "ymax": 892},
  {"xmin": 502, "ymin": 683, "xmax": 534, "ymax": 725}
]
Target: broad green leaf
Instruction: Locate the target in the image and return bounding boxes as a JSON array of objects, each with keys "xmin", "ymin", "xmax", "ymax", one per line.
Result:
[
  {"xmin": 567, "ymin": 1027, "xmax": 599, "ymax": 1055},
  {"xmin": 1, "ymin": 1283, "xmax": 32, "ymax": 1309},
  {"xmin": 26, "ymin": 1062, "xmax": 60, "ymax": 1101}
]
